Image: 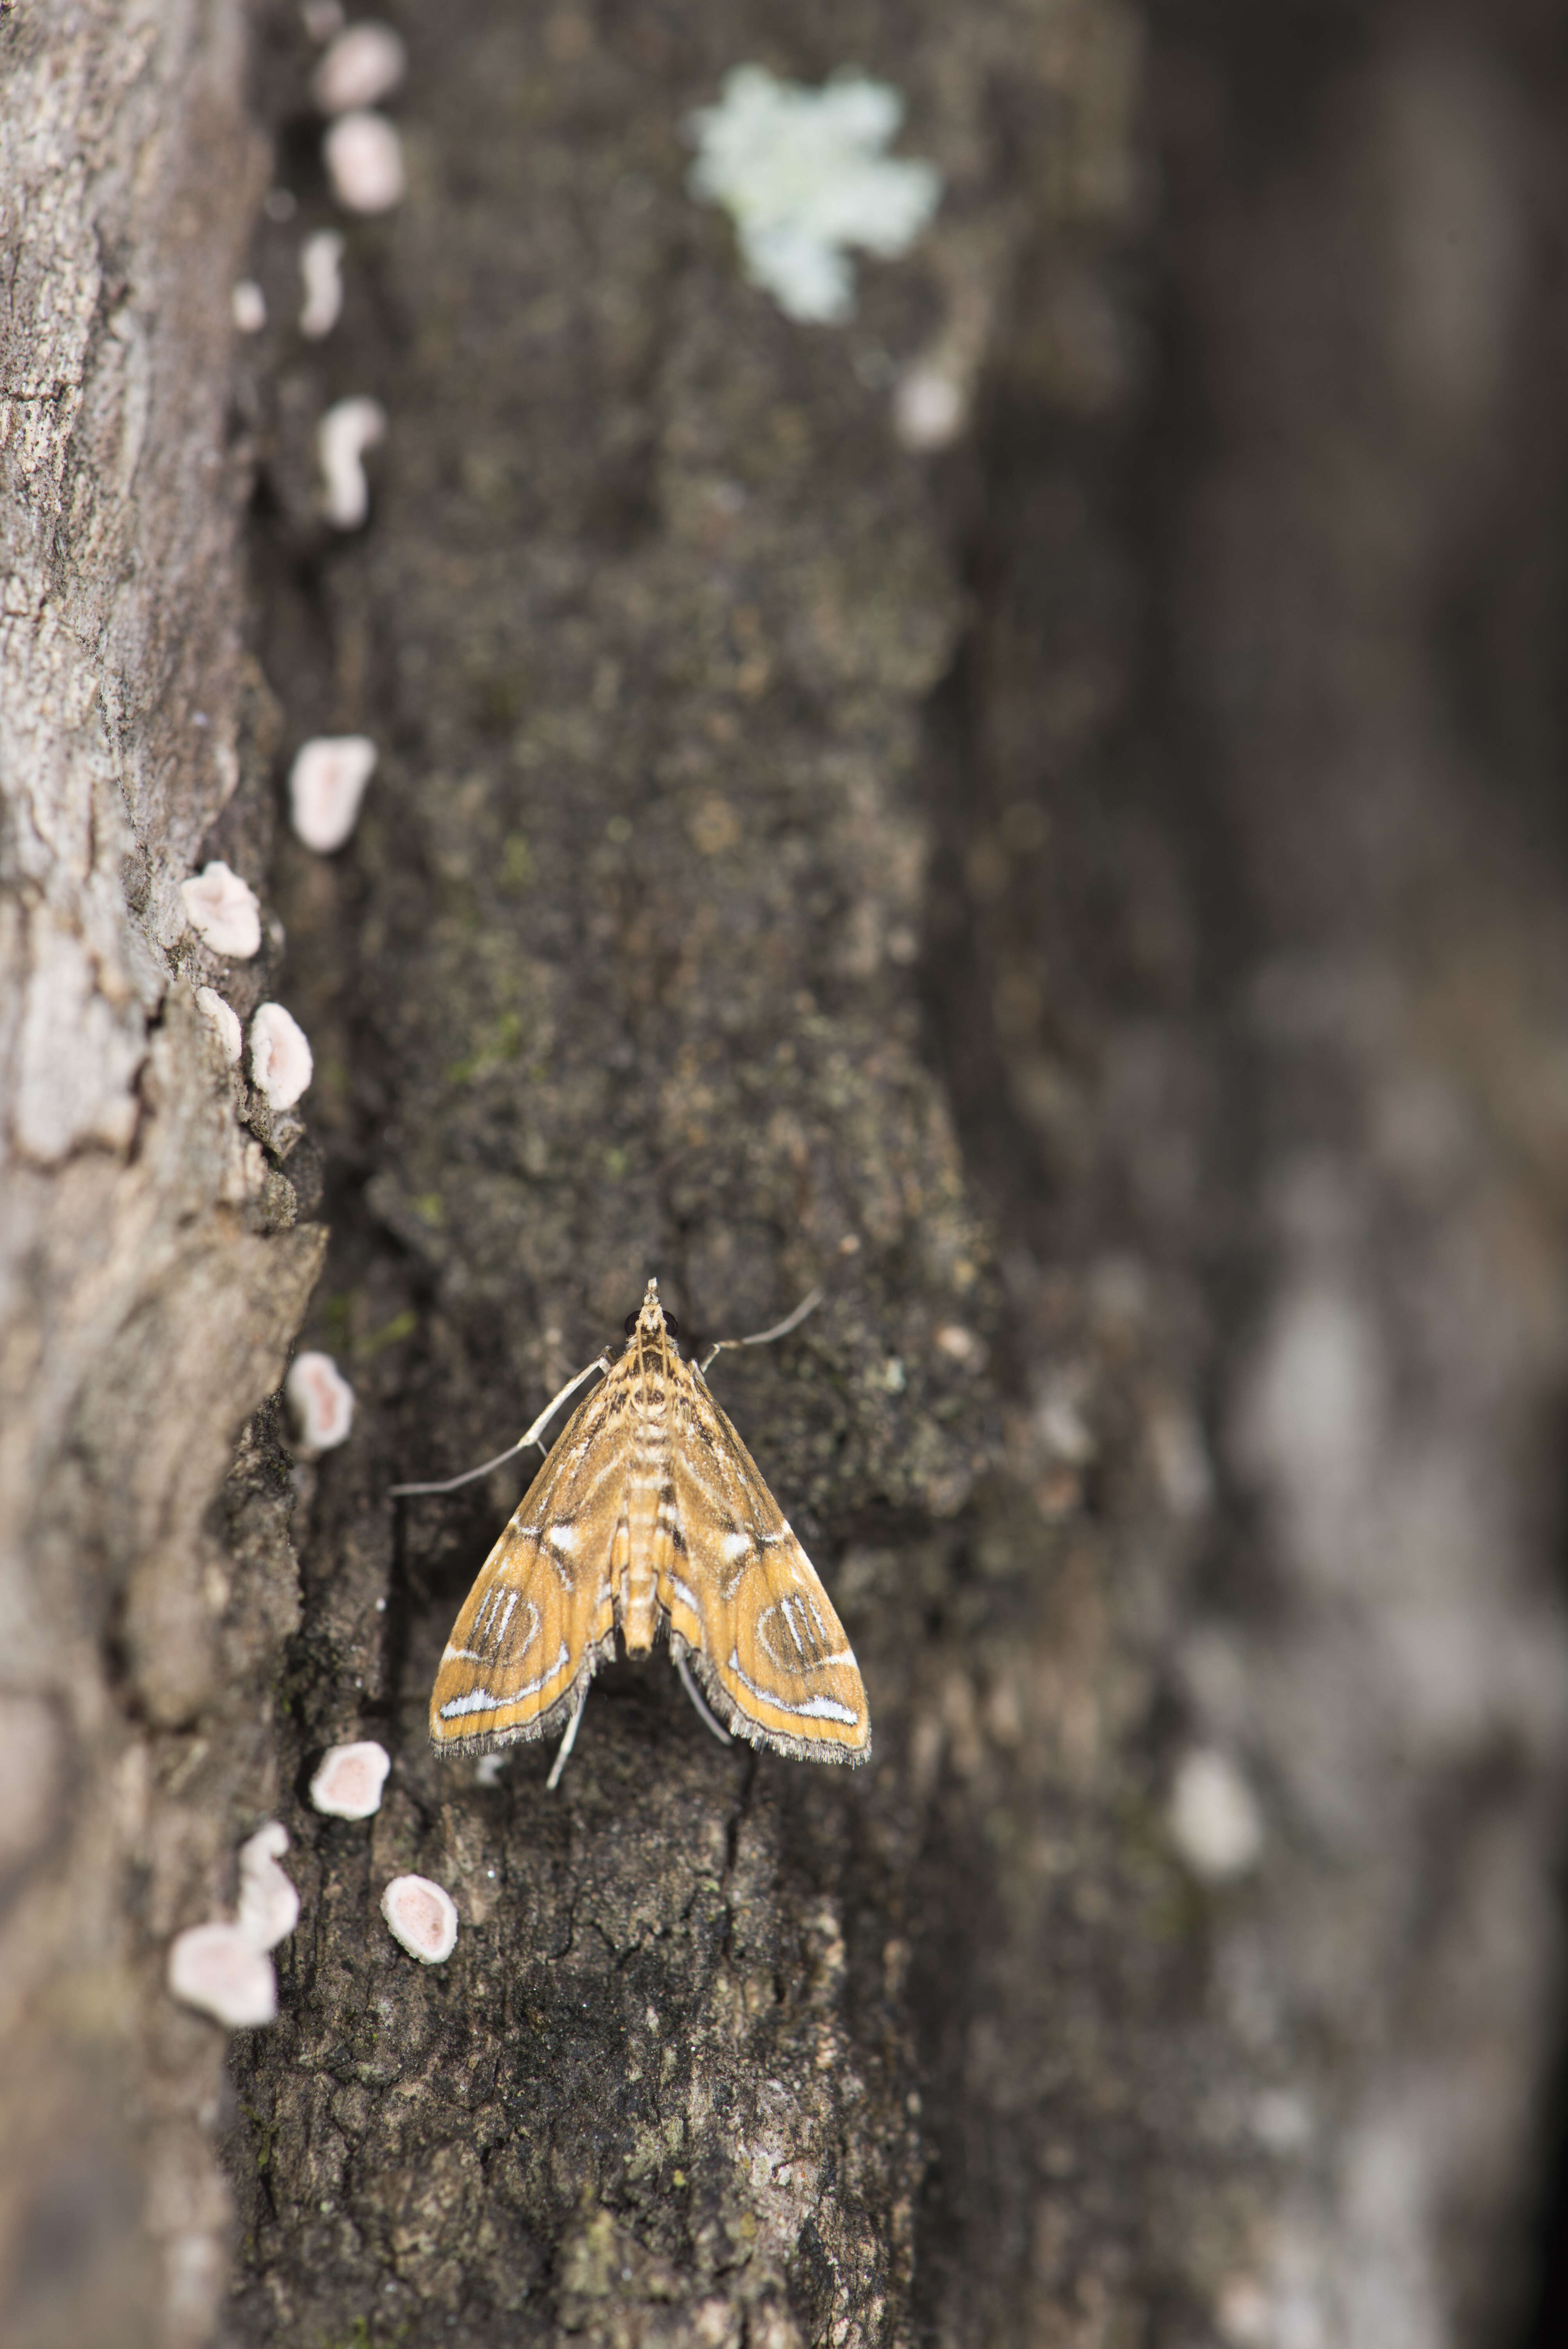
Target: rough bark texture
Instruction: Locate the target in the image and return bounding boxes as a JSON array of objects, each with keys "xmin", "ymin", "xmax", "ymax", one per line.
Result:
[{"xmin": 7, "ymin": 2, "xmax": 1568, "ymax": 2347}]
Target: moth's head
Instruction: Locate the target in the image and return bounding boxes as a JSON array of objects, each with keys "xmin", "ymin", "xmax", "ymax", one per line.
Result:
[{"xmin": 624, "ymin": 1278, "xmax": 680, "ymax": 1347}]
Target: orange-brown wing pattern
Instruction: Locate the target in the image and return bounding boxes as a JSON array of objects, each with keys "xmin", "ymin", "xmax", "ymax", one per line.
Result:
[
  {"xmin": 428, "ymin": 1373, "xmax": 624, "ymax": 1754},
  {"xmin": 662, "ymin": 1363, "xmax": 870, "ymax": 1764}
]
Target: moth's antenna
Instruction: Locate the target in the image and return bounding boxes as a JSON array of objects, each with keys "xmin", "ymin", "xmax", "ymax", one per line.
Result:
[
  {"xmin": 675, "ymin": 1650, "xmax": 734, "ymax": 1746},
  {"xmin": 390, "ymin": 1353, "xmax": 610, "ymax": 1497},
  {"xmin": 545, "ymin": 1683, "xmax": 588, "ymax": 1790},
  {"xmin": 700, "ymin": 1287, "xmax": 824, "ymax": 1375}
]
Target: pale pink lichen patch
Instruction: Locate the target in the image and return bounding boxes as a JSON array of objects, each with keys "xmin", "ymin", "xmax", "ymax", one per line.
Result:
[
  {"xmin": 381, "ymin": 1873, "xmax": 459, "ymax": 1964},
  {"xmin": 236, "ymin": 1821, "xmax": 300, "ymax": 1951},
  {"xmin": 167, "ymin": 1923, "xmax": 278, "ymax": 2029},
  {"xmin": 317, "ymin": 395, "xmax": 387, "ymax": 528},
  {"xmin": 181, "ymin": 861, "xmax": 262, "ymax": 958},
  {"xmin": 312, "ymin": 21, "xmax": 406, "ymax": 114},
  {"xmin": 285, "ymin": 1350, "xmax": 355, "ymax": 1454},
  {"xmin": 299, "ymin": 228, "xmax": 346, "ymax": 339},
  {"xmin": 167, "ymin": 1821, "xmax": 301, "ymax": 2029},
  {"xmin": 324, "ymin": 110, "xmax": 406, "ymax": 213},
  {"xmin": 289, "ymin": 734, "xmax": 377, "ymax": 851},
  {"xmin": 195, "ymin": 987, "xmax": 243, "ymax": 1065},
  {"xmin": 250, "ymin": 1002, "xmax": 314, "ymax": 1111},
  {"xmin": 310, "ymin": 1739, "xmax": 391, "ymax": 1819}
]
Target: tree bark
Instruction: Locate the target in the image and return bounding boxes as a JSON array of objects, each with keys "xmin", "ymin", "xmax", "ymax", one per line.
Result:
[
  {"xmin": 6, "ymin": 4, "xmax": 1568, "ymax": 2348},
  {"xmin": 1, "ymin": 9, "xmax": 324, "ymax": 2347}
]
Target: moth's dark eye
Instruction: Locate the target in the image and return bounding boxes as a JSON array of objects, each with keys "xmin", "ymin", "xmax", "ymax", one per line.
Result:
[
  {"xmin": 624, "ymin": 1312, "xmax": 638, "ymax": 1335},
  {"xmin": 665, "ymin": 1316, "xmax": 680, "ymax": 1338}
]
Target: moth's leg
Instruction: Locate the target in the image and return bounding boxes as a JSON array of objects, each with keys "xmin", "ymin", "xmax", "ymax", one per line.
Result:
[
  {"xmin": 390, "ymin": 1353, "xmax": 610, "ymax": 1497},
  {"xmin": 699, "ymin": 1288, "xmax": 824, "ymax": 1375},
  {"xmin": 675, "ymin": 1650, "xmax": 734, "ymax": 1747},
  {"xmin": 545, "ymin": 1682, "xmax": 589, "ymax": 1791}
]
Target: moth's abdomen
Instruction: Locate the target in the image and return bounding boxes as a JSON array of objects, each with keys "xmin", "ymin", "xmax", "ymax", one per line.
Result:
[{"xmin": 619, "ymin": 1455, "xmax": 670, "ymax": 1655}]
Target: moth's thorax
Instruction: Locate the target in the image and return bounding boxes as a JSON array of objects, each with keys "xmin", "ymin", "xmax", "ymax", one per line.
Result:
[{"xmin": 630, "ymin": 1274, "xmax": 675, "ymax": 1351}]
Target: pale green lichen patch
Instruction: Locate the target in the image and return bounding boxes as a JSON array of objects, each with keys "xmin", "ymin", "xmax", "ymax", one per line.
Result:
[{"xmin": 688, "ymin": 66, "xmax": 940, "ymax": 323}]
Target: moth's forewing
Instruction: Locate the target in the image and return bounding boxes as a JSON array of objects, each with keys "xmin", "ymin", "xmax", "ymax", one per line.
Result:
[
  {"xmin": 428, "ymin": 1380, "xmax": 618, "ymax": 1753},
  {"xmin": 665, "ymin": 1369, "xmax": 871, "ymax": 1765}
]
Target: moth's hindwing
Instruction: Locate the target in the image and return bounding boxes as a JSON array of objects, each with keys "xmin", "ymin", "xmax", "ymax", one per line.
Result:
[
  {"xmin": 428, "ymin": 1380, "xmax": 619, "ymax": 1753},
  {"xmin": 663, "ymin": 1367, "xmax": 870, "ymax": 1765}
]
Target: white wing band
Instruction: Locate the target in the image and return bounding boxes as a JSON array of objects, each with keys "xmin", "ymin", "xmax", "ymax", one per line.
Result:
[
  {"xmin": 725, "ymin": 1649, "xmax": 859, "ymax": 1726},
  {"xmin": 437, "ymin": 1641, "xmax": 571, "ymax": 1719}
]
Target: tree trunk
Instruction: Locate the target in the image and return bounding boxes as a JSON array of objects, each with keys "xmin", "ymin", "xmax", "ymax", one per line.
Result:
[
  {"xmin": 5, "ymin": 4, "xmax": 1566, "ymax": 2347},
  {"xmin": 0, "ymin": 6, "xmax": 328, "ymax": 2347}
]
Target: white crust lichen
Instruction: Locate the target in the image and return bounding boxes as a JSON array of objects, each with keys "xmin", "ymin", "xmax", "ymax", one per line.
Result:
[
  {"xmin": 312, "ymin": 21, "xmax": 406, "ymax": 115},
  {"xmin": 236, "ymin": 1821, "xmax": 301, "ymax": 1950},
  {"xmin": 195, "ymin": 987, "xmax": 243, "ymax": 1064},
  {"xmin": 317, "ymin": 395, "xmax": 387, "ymax": 528},
  {"xmin": 232, "ymin": 279, "xmax": 266, "ymax": 333},
  {"xmin": 324, "ymin": 110, "xmax": 406, "ymax": 213},
  {"xmin": 1169, "ymin": 1748, "xmax": 1265, "ymax": 1883},
  {"xmin": 299, "ymin": 229, "xmax": 346, "ymax": 339}
]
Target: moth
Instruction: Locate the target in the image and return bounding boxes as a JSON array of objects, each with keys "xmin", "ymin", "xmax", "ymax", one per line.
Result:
[{"xmin": 397, "ymin": 1280, "xmax": 871, "ymax": 1782}]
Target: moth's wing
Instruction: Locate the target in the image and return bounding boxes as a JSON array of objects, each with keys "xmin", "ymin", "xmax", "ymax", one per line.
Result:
[
  {"xmin": 662, "ymin": 1365, "xmax": 870, "ymax": 1765},
  {"xmin": 429, "ymin": 1372, "xmax": 624, "ymax": 1754}
]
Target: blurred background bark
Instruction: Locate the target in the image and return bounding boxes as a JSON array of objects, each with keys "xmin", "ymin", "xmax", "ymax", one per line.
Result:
[{"xmin": 5, "ymin": 2, "xmax": 1568, "ymax": 2346}]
